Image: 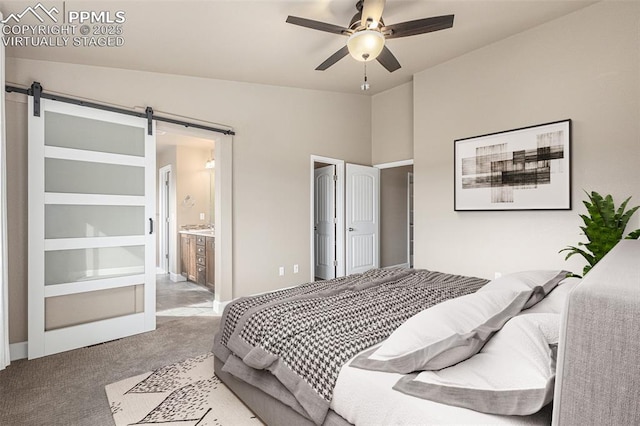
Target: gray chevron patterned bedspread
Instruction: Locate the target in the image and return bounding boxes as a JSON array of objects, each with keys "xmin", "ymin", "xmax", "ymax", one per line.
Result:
[{"xmin": 213, "ymin": 268, "xmax": 488, "ymax": 425}]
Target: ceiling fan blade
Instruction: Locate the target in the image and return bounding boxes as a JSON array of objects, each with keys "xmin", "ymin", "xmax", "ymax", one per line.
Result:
[
  {"xmin": 286, "ymin": 16, "xmax": 350, "ymax": 35},
  {"xmin": 361, "ymin": 0, "xmax": 386, "ymax": 29},
  {"xmin": 316, "ymin": 46, "xmax": 350, "ymax": 71},
  {"xmin": 376, "ymin": 45, "xmax": 401, "ymax": 72},
  {"xmin": 383, "ymin": 14, "xmax": 454, "ymax": 39}
]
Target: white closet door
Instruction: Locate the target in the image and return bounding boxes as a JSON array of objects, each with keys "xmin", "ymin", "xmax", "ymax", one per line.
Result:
[
  {"xmin": 28, "ymin": 98, "xmax": 156, "ymax": 359},
  {"xmin": 314, "ymin": 165, "xmax": 336, "ymax": 280},
  {"xmin": 346, "ymin": 164, "xmax": 379, "ymax": 275}
]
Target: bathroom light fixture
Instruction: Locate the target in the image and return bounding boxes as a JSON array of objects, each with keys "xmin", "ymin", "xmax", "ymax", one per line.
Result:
[
  {"xmin": 205, "ymin": 148, "xmax": 215, "ymax": 169},
  {"xmin": 347, "ymin": 29, "xmax": 385, "ymax": 62}
]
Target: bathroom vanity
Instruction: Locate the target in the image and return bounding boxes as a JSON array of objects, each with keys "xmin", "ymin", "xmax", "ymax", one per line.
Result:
[{"xmin": 179, "ymin": 229, "xmax": 215, "ymax": 290}]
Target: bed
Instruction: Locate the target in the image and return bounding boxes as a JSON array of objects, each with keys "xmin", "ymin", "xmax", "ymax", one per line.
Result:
[{"xmin": 213, "ymin": 241, "xmax": 640, "ymax": 425}]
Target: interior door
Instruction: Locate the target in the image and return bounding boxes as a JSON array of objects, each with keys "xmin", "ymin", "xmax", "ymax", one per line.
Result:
[
  {"xmin": 28, "ymin": 97, "xmax": 156, "ymax": 359},
  {"xmin": 346, "ymin": 163, "xmax": 380, "ymax": 275},
  {"xmin": 314, "ymin": 165, "xmax": 336, "ymax": 280}
]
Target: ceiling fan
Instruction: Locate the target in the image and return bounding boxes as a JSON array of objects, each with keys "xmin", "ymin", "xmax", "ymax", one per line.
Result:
[{"xmin": 286, "ymin": 0, "xmax": 454, "ymax": 73}]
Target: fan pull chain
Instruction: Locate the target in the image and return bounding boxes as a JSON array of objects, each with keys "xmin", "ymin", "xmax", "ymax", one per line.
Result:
[{"xmin": 361, "ymin": 62, "xmax": 370, "ymax": 91}]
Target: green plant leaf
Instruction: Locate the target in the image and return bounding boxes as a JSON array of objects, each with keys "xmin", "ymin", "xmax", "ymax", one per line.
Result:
[
  {"xmin": 599, "ymin": 194, "xmax": 616, "ymax": 227},
  {"xmin": 618, "ymin": 205, "xmax": 640, "ymax": 230},
  {"xmin": 561, "ymin": 191, "xmax": 640, "ymax": 275},
  {"xmin": 626, "ymin": 229, "xmax": 640, "ymax": 240},
  {"xmin": 560, "ymin": 245, "xmax": 595, "ymax": 265},
  {"xmin": 616, "ymin": 197, "xmax": 631, "ymax": 221}
]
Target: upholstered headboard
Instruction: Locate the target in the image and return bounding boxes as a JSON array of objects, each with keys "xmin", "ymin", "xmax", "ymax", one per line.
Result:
[{"xmin": 553, "ymin": 239, "xmax": 640, "ymax": 425}]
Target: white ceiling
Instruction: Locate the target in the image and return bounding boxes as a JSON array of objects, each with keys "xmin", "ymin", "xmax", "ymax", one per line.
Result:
[{"xmin": 1, "ymin": 0, "xmax": 596, "ymax": 95}]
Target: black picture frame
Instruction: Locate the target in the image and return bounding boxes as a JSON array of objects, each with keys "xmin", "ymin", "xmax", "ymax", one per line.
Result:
[{"xmin": 454, "ymin": 119, "xmax": 572, "ymax": 211}]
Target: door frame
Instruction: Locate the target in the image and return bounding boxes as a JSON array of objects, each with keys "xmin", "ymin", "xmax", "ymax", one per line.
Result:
[
  {"xmin": 373, "ymin": 159, "xmax": 414, "ymax": 169},
  {"xmin": 374, "ymin": 159, "xmax": 414, "ymax": 269},
  {"xmin": 310, "ymin": 155, "xmax": 345, "ymax": 282},
  {"xmin": 158, "ymin": 164, "xmax": 172, "ymax": 275},
  {"xmin": 407, "ymin": 171, "xmax": 414, "ymax": 268},
  {"xmin": 155, "ymin": 123, "xmax": 233, "ymax": 313}
]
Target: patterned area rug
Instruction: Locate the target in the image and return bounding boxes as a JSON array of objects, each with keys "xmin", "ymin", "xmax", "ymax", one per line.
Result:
[{"xmin": 105, "ymin": 352, "xmax": 263, "ymax": 426}]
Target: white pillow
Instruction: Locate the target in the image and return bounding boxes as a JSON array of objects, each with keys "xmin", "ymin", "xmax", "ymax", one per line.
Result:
[
  {"xmin": 350, "ymin": 288, "xmax": 532, "ymax": 373},
  {"xmin": 478, "ymin": 270, "xmax": 570, "ymax": 309},
  {"xmin": 393, "ymin": 313, "xmax": 560, "ymax": 416},
  {"xmin": 520, "ymin": 277, "xmax": 581, "ymax": 314}
]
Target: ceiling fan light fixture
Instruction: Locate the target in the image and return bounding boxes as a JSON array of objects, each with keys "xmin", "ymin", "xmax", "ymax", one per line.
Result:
[{"xmin": 347, "ymin": 30, "xmax": 385, "ymax": 62}]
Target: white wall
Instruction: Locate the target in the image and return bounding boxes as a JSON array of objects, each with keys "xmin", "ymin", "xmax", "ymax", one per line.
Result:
[
  {"xmin": 5, "ymin": 98, "xmax": 27, "ymax": 344},
  {"xmin": 5, "ymin": 60, "xmax": 371, "ymax": 343},
  {"xmin": 413, "ymin": 2, "xmax": 640, "ymax": 279},
  {"xmin": 372, "ymin": 82, "xmax": 413, "ymax": 165}
]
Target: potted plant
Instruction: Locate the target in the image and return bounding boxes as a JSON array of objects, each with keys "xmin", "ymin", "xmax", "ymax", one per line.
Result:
[{"xmin": 561, "ymin": 191, "xmax": 640, "ymax": 276}]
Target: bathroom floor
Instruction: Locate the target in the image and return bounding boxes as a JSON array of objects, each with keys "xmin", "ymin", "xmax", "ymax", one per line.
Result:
[{"xmin": 156, "ymin": 274, "xmax": 215, "ymax": 317}]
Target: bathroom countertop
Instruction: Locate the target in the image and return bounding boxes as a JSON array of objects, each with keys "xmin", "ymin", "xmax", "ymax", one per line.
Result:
[{"xmin": 179, "ymin": 229, "xmax": 215, "ymax": 237}]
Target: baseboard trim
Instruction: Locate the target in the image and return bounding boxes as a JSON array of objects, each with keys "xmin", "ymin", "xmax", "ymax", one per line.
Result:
[
  {"xmin": 10, "ymin": 341, "xmax": 27, "ymax": 361},
  {"xmin": 170, "ymin": 272, "xmax": 186, "ymax": 282},
  {"xmin": 213, "ymin": 299, "xmax": 231, "ymax": 315},
  {"xmin": 212, "ymin": 284, "xmax": 301, "ymax": 315}
]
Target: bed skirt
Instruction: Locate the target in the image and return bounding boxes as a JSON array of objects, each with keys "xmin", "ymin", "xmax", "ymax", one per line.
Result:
[{"xmin": 214, "ymin": 356, "xmax": 353, "ymax": 426}]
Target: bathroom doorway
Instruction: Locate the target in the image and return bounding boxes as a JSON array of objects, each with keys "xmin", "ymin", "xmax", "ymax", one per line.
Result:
[{"xmin": 155, "ymin": 127, "xmax": 216, "ymax": 318}]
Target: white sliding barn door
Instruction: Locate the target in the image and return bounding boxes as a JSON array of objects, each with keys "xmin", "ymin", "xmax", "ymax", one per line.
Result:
[
  {"xmin": 346, "ymin": 164, "xmax": 379, "ymax": 275},
  {"xmin": 314, "ymin": 165, "xmax": 336, "ymax": 280},
  {"xmin": 28, "ymin": 98, "xmax": 156, "ymax": 359}
]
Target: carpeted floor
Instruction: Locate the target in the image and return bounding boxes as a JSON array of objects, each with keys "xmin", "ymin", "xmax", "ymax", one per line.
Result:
[{"xmin": 0, "ymin": 316, "xmax": 221, "ymax": 426}]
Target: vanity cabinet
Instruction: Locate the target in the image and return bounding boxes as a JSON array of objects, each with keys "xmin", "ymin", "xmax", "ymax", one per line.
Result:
[
  {"xmin": 180, "ymin": 233, "xmax": 215, "ymax": 290},
  {"xmin": 206, "ymin": 237, "xmax": 215, "ymax": 289},
  {"xmin": 195, "ymin": 235, "xmax": 206, "ymax": 286},
  {"xmin": 180, "ymin": 234, "xmax": 196, "ymax": 282}
]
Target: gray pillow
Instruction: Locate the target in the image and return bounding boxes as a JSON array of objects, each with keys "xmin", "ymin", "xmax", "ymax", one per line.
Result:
[{"xmin": 393, "ymin": 313, "xmax": 560, "ymax": 416}]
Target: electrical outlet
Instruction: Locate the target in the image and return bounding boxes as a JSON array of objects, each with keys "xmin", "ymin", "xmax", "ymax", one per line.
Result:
[
  {"xmin": 293, "ymin": 264, "xmax": 299, "ymax": 274},
  {"xmin": 199, "ymin": 212, "xmax": 205, "ymax": 220},
  {"xmin": 279, "ymin": 266, "xmax": 285, "ymax": 276}
]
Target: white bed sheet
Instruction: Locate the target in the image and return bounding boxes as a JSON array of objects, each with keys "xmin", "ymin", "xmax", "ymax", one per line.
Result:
[{"xmin": 330, "ymin": 346, "xmax": 552, "ymax": 425}]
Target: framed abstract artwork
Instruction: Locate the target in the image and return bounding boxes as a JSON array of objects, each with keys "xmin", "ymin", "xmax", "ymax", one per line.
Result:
[{"xmin": 454, "ymin": 119, "xmax": 571, "ymax": 211}]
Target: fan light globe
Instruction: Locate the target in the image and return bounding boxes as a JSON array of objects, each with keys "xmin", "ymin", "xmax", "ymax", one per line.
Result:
[{"xmin": 347, "ymin": 30, "xmax": 385, "ymax": 62}]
